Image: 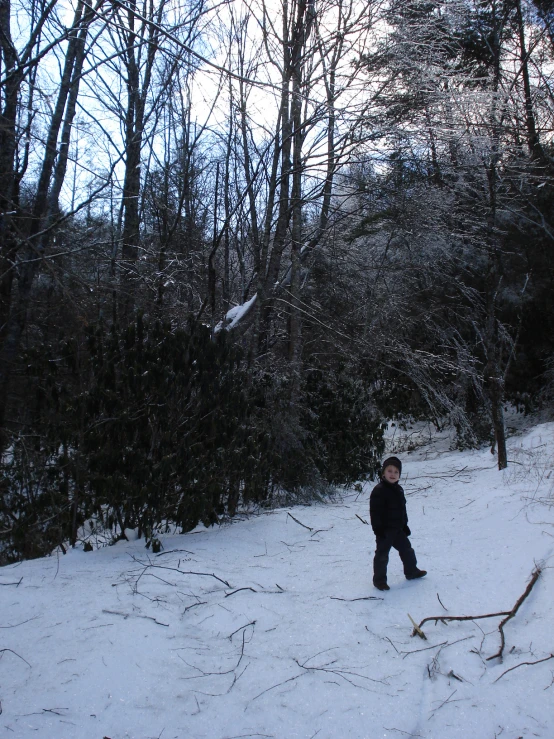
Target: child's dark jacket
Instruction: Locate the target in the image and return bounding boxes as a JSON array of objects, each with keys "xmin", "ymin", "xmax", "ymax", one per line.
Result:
[{"xmin": 369, "ymin": 480, "xmax": 409, "ymax": 537}]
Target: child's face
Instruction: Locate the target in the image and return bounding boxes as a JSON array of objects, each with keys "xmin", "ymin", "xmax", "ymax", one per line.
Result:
[{"xmin": 383, "ymin": 465, "xmax": 400, "ymax": 483}]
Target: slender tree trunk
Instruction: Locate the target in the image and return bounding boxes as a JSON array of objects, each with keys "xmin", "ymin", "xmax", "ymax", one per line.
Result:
[
  {"xmin": 118, "ymin": 0, "xmax": 163, "ymax": 324},
  {"xmin": 0, "ymin": 0, "xmax": 94, "ymax": 445},
  {"xmin": 257, "ymin": 0, "xmax": 293, "ymax": 355},
  {"xmin": 484, "ymin": 1, "xmax": 508, "ymax": 471},
  {"xmin": 208, "ymin": 161, "xmax": 220, "ymax": 324},
  {"xmin": 0, "ymin": 0, "xmax": 22, "ymax": 342},
  {"xmin": 515, "ymin": 0, "xmax": 547, "ymax": 163},
  {"xmin": 288, "ymin": 7, "xmax": 305, "ymax": 373},
  {"xmin": 223, "ymin": 79, "xmax": 233, "ymax": 309},
  {"xmin": 119, "ymin": 0, "xmax": 142, "ymax": 323}
]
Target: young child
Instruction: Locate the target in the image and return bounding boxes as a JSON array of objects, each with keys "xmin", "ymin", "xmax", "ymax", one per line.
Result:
[{"xmin": 369, "ymin": 456, "xmax": 426, "ymax": 591}]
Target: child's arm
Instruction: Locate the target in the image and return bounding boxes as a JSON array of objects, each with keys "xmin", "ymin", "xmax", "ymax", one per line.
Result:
[
  {"xmin": 400, "ymin": 487, "xmax": 411, "ymax": 535},
  {"xmin": 369, "ymin": 487, "xmax": 386, "ymax": 537}
]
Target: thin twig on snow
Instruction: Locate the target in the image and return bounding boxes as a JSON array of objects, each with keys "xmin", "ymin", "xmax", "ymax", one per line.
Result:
[
  {"xmin": 402, "ymin": 635, "xmax": 474, "ymax": 658},
  {"xmin": 385, "ymin": 636, "xmax": 400, "ymax": 654},
  {"xmin": 428, "ymin": 689, "xmax": 461, "ymax": 718},
  {"xmin": 102, "ymin": 609, "xmax": 169, "ymax": 627},
  {"xmin": 0, "ymin": 616, "xmax": 39, "ymax": 629},
  {"xmin": 183, "ymin": 601, "xmax": 207, "ymax": 613},
  {"xmin": 331, "ymin": 595, "xmax": 383, "ymax": 602},
  {"xmin": 225, "ymin": 587, "xmax": 257, "ymax": 598},
  {"xmin": 287, "ymin": 512, "xmax": 313, "ymax": 531},
  {"xmin": 129, "ymin": 556, "xmax": 231, "ymax": 588},
  {"xmin": 0, "ymin": 648, "xmax": 31, "ymax": 667},
  {"xmin": 155, "ymin": 549, "xmax": 195, "ymax": 557},
  {"xmin": 251, "ymin": 672, "xmax": 305, "ymax": 702},
  {"xmin": 228, "ymin": 621, "xmax": 256, "ymax": 640},
  {"xmin": 292, "ymin": 658, "xmax": 386, "ymax": 691},
  {"xmin": 493, "ymin": 654, "xmax": 554, "ymax": 683}
]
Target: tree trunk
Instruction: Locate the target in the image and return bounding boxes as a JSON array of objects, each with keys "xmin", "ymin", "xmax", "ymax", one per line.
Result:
[
  {"xmin": 0, "ymin": 0, "xmax": 93, "ymax": 445},
  {"xmin": 118, "ymin": 0, "xmax": 163, "ymax": 324},
  {"xmin": 515, "ymin": 0, "xmax": 547, "ymax": 163},
  {"xmin": 483, "ymin": 1, "xmax": 508, "ymax": 471}
]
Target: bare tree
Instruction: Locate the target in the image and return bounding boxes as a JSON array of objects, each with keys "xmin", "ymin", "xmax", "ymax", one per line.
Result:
[{"xmin": 0, "ymin": 0, "xmax": 108, "ymax": 442}]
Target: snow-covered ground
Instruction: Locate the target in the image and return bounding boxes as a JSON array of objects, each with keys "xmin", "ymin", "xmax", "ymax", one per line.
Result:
[{"xmin": 2, "ymin": 423, "xmax": 554, "ymax": 739}]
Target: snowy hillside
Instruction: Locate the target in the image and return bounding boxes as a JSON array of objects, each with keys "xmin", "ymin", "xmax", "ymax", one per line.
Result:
[{"xmin": 2, "ymin": 424, "xmax": 554, "ymax": 739}]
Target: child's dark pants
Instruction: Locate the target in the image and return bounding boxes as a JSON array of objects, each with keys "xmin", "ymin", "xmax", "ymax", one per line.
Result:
[{"xmin": 373, "ymin": 529, "xmax": 418, "ymax": 585}]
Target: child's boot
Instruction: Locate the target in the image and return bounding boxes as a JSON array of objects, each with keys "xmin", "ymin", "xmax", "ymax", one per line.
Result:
[
  {"xmin": 373, "ymin": 580, "xmax": 390, "ymax": 591},
  {"xmin": 406, "ymin": 569, "xmax": 427, "ymax": 580}
]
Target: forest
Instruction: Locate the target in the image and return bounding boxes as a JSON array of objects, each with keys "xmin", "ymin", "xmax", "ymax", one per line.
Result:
[{"xmin": 0, "ymin": 0, "xmax": 553, "ymax": 563}]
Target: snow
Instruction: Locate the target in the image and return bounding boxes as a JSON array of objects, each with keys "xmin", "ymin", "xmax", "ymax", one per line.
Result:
[
  {"xmin": 2, "ymin": 423, "xmax": 554, "ymax": 739},
  {"xmin": 215, "ymin": 294, "xmax": 258, "ymax": 332}
]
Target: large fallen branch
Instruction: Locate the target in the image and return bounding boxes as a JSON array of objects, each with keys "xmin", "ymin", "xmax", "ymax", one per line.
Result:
[
  {"xmin": 412, "ymin": 609, "xmax": 512, "ymax": 638},
  {"xmin": 411, "ymin": 567, "xmax": 542, "ymax": 661},
  {"xmin": 486, "ymin": 567, "xmax": 541, "ymax": 661}
]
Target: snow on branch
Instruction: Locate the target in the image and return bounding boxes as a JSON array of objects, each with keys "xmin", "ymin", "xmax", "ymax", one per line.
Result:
[{"xmin": 215, "ymin": 293, "xmax": 257, "ymax": 333}]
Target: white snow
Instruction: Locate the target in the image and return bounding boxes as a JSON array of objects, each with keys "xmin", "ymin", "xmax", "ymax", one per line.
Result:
[
  {"xmin": 1, "ymin": 423, "xmax": 554, "ymax": 739},
  {"xmin": 215, "ymin": 294, "xmax": 258, "ymax": 332}
]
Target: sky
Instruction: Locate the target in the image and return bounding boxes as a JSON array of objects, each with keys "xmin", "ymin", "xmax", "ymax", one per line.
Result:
[
  {"xmin": 1, "ymin": 419, "xmax": 553, "ymax": 738},
  {"xmin": 8, "ymin": 0, "xmax": 379, "ymax": 218}
]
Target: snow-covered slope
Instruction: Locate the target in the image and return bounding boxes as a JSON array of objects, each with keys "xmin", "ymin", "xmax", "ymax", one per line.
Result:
[{"xmin": 2, "ymin": 424, "xmax": 553, "ymax": 739}]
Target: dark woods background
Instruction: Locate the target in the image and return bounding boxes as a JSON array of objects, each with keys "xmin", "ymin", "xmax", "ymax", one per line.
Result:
[{"xmin": 1, "ymin": 0, "xmax": 553, "ymax": 562}]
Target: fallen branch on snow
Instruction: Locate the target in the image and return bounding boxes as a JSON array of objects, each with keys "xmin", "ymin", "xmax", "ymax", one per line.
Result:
[
  {"xmin": 414, "ymin": 610, "xmax": 511, "ymax": 636},
  {"xmin": 411, "ymin": 567, "xmax": 542, "ymax": 661},
  {"xmin": 486, "ymin": 567, "xmax": 541, "ymax": 661}
]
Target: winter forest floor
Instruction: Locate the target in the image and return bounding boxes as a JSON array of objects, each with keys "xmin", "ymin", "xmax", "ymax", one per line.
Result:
[{"xmin": 1, "ymin": 422, "xmax": 554, "ymax": 739}]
